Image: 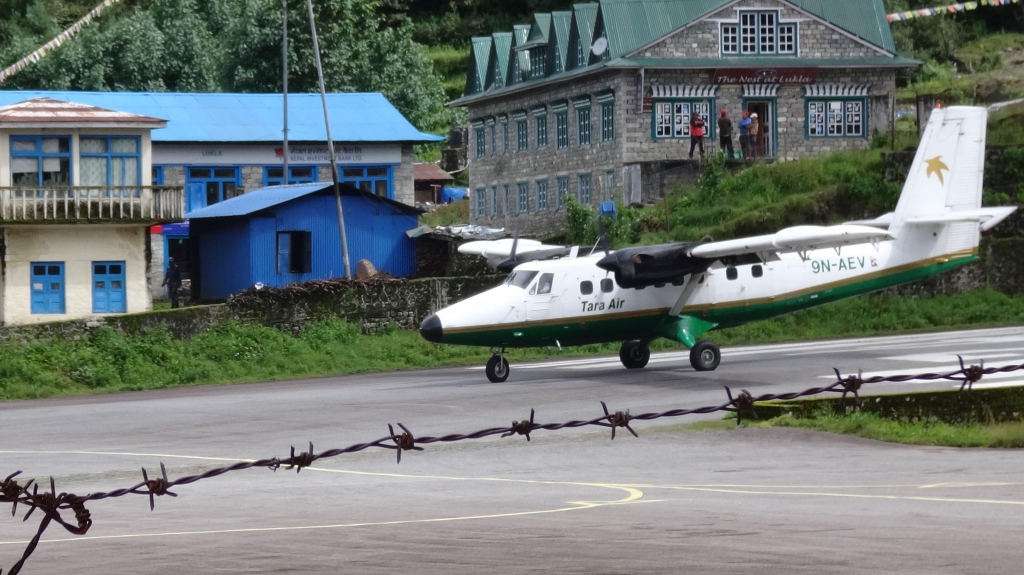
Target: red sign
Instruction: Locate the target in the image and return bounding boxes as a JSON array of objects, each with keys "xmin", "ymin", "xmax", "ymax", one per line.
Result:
[{"xmin": 713, "ymin": 67, "xmax": 818, "ymax": 85}]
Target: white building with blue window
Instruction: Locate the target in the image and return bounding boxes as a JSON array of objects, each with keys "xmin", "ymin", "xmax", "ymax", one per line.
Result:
[
  {"xmin": 0, "ymin": 97, "xmax": 184, "ymax": 325},
  {"xmin": 0, "ymin": 91, "xmax": 442, "ymax": 299}
]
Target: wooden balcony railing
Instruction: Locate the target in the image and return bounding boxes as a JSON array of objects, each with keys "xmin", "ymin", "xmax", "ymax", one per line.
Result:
[{"xmin": 0, "ymin": 186, "xmax": 185, "ymax": 223}]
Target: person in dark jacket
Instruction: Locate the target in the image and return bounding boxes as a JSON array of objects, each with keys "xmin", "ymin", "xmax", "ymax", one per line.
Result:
[
  {"xmin": 717, "ymin": 109, "xmax": 735, "ymax": 159},
  {"xmin": 688, "ymin": 113, "xmax": 706, "ymax": 159},
  {"xmin": 162, "ymin": 257, "xmax": 183, "ymax": 308}
]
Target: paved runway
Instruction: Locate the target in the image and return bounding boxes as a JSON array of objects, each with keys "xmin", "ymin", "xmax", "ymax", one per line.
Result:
[{"xmin": 2, "ymin": 326, "xmax": 1024, "ymax": 574}]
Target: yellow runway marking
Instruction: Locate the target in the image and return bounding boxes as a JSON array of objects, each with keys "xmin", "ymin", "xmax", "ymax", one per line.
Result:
[{"xmin": 640, "ymin": 485, "xmax": 1024, "ymax": 506}]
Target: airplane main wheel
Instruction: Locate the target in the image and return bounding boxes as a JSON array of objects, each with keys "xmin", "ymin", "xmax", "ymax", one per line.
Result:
[
  {"xmin": 485, "ymin": 355, "xmax": 510, "ymax": 383},
  {"xmin": 619, "ymin": 340, "xmax": 651, "ymax": 369},
  {"xmin": 689, "ymin": 340, "xmax": 721, "ymax": 371}
]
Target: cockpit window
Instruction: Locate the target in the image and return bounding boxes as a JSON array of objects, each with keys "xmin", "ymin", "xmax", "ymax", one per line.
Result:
[
  {"xmin": 505, "ymin": 270, "xmax": 539, "ymax": 289},
  {"xmin": 536, "ymin": 273, "xmax": 554, "ymax": 294}
]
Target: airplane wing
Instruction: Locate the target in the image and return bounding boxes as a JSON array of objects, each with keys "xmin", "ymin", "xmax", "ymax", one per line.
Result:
[
  {"xmin": 689, "ymin": 224, "xmax": 894, "ymax": 259},
  {"xmin": 904, "ymin": 206, "xmax": 1017, "ymax": 232},
  {"xmin": 460, "ymin": 239, "xmax": 549, "ymax": 258}
]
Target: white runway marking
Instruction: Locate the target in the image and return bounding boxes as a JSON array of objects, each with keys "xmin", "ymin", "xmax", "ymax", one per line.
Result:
[{"xmin": 880, "ymin": 351, "xmax": 1021, "ymax": 363}]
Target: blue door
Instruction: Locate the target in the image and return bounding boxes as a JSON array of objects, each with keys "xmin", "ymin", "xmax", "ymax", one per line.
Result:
[
  {"xmin": 92, "ymin": 261, "xmax": 126, "ymax": 313},
  {"xmin": 187, "ymin": 182, "xmax": 205, "ymax": 213},
  {"xmin": 30, "ymin": 262, "xmax": 65, "ymax": 314}
]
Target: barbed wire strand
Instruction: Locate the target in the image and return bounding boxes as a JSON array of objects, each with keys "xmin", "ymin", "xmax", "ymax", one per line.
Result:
[{"xmin": 1, "ymin": 357, "xmax": 1017, "ymax": 574}]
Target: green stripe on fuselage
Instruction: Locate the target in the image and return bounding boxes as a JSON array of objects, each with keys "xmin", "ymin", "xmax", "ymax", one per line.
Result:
[{"xmin": 437, "ymin": 256, "xmax": 976, "ymax": 349}]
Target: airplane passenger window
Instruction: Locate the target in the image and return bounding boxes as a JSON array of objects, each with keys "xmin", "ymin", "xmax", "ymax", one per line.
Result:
[
  {"xmin": 537, "ymin": 273, "xmax": 554, "ymax": 294},
  {"xmin": 752, "ymin": 265, "xmax": 763, "ymax": 278},
  {"xmin": 726, "ymin": 267, "xmax": 738, "ymax": 280},
  {"xmin": 600, "ymin": 278, "xmax": 614, "ymax": 293},
  {"xmin": 580, "ymin": 281, "xmax": 593, "ymax": 295},
  {"xmin": 506, "ymin": 270, "xmax": 539, "ymax": 289}
]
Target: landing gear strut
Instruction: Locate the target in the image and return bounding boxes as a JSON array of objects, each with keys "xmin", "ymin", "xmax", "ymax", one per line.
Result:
[
  {"xmin": 619, "ymin": 340, "xmax": 651, "ymax": 369},
  {"xmin": 485, "ymin": 350, "xmax": 510, "ymax": 383},
  {"xmin": 689, "ymin": 340, "xmax": 721, "ymax": 371}
]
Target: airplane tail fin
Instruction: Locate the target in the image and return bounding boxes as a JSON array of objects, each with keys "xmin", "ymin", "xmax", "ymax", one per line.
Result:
[{"xmin": 888, "ymin": 106, "xmax": 1014, "ymax": 264}]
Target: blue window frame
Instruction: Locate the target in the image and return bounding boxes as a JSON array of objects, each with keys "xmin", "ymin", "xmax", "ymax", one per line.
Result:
[
  {"xmin": 152, "ymin": 166, "xmax": 165, "ymax": 186},
  {"xmin": 186, "ymin": 167, "xmax": 240, "ymax": 211},
  {"xmin": 516, "ymin": 120, "xmax": 528, "ymax": 151},
  {"xmin": 601, "ymin": 102, "xmax": 615, "ymax": 141},
  {"xmin": 30, "ymin": 262, "xmax": 65, "ymax": 314},
  {"xmin": 80, "ymin": 137, "xmax": 140, "ymax": 191},
  {"xmin": 92, "ymin": 261, "xmax": 126, "ymax": 313},
  {"xmin": 11, "ymin": 136, "xmax": 71, "ymax": 189},
  {"xmin": 264, "ymin": 166, "xmax": 318, "ymax": 187},
  {"xmin": 516, "ymin": 182, "xmax": 529, "ymax": 213},
  {"xmin": 277, "ymin": 231, "xmax": 312, "ymax": 274},
  {"xmin": 502, "ymin": 121, "xmax": 509, "ymax": 153},
  {"xmin": 340, "ymin": 166, "xmax": 393, "ymax": 198},
  {"xmin": 536, "ymin": 179, "xmax": 549, "ymax": 212},
  {"xmin": 503, "ymin": 184, "xmax": 510, "ymax": 215},
  {"xmin": 535, "ymin": 114, "xmax": 548, "ymax": 148},
  {"xmin": 489, "ymin": 123, "xmax": 496, "ymax": 156}
]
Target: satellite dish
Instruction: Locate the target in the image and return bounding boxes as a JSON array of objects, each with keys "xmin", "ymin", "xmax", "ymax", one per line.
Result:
[{"xmin": 591, "ymin": 37, "xmax": 608, "ymax": 56}]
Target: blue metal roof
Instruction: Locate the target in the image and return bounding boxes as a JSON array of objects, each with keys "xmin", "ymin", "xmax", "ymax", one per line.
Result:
[
  {"xmin": 186, "ymin": 182, "xmax": 422, "ymax": 219},
  {"xmin": 0, "ymin": 91, "xmax": 442, "ymax": 143}
]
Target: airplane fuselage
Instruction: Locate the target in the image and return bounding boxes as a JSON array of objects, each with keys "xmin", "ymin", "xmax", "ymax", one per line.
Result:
[{"xmin": 426, "ymin": 241, "xmax": 977, "ymax": 349}]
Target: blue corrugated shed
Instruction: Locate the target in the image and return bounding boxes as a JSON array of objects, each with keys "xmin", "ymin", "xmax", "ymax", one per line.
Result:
[
  {"xmin": 190, "ymin": 183, "xmax": 421, "ymax": 299},
  {"xmin": 0, "ymin": 91, "xmax": 442, "ymax": 143}
]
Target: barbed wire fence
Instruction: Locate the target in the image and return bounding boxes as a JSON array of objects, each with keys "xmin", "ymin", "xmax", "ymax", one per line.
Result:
[{"xmin": 2, "ymin": 357, "xmax": 1021, "ymax": 574}]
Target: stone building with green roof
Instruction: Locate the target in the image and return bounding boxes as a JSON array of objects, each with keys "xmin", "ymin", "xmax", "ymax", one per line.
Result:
[{"xmin": 450, "ymin": 0, "xmax": 919, "ymax": 236}]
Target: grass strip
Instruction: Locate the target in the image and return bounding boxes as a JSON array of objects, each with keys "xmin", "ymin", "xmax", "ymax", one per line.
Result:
[
  {"xmin": 1, "ymin": 289, "xmax": 1023, "ymax": 402},
  {"xmin": 748, "ymin": 412, "xmax": 1024, "ymax": 449}
]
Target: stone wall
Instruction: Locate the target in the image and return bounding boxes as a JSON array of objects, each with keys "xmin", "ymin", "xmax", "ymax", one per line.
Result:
[
  {"xmin": 0, "ymin": 275, "xmax": 504, "ymax": 346},
  {"xmin": 467, "ymin": 69, "xmax": 631, "ymax": 236},
  {"xmin": 640, "ymin": 0, "xmax": 884, "ymax": 60}
]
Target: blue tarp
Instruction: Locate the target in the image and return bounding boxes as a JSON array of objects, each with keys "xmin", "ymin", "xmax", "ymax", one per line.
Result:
[{"xmin": 440, "ymin": 187, "xmax": 468, "ymax": 203}]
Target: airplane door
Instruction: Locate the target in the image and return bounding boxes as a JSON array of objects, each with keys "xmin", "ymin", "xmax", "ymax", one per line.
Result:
[{"xmin": 526, "ymin": 272, "xmax": 558, "ymax": 320}]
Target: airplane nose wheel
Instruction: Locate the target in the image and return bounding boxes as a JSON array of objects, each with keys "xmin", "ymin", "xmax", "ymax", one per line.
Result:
[
  {"xmin": 619, "ymin": 340, "xmax": 651, "ymax": 369},
  {"xmin": 485, "ymin": 352, "xmax": 510, "ymax": 383},
  {"xmin": 689, "ymin": 340, "xmax": 721, "ymax": 371}
]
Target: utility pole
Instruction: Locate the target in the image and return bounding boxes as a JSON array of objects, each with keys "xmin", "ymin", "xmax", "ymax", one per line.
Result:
[
  {"xmin": 282, "ymin": 0, "xmax": 289, "ymax": 181},
  {"xmin": 306, "ymin": 0, "xmax": 352, "ymax": 279}
]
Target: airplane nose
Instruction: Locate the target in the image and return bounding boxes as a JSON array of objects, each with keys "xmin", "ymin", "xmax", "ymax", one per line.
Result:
[{"xmin": 420, "ymin": 314, "xmax": 443, "ymax": 343}]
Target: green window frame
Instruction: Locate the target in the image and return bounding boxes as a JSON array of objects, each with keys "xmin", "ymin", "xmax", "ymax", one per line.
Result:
[
  {"xmin": 600, "ymin": 102, "xmax": 614, "ymax": 141},
  {"xmin": 578, "ymin": 173, "xmax": 592, "ymax": 204},
  {"xmin": 530, "ymin": 48, "xmax": 547, "ymax": 78},
  {"xmin": 516, "ymin": 120, "xmax": 528, "ymax": 151},
  {"xmin": 516, "ymin": 182, "xmax": 529, "ymax": 214},
  {"xmin": 577, "ymin": 107, "xmax": 591, "ymax": 146},
  {"xmin": 556, "ymin": 176, "xmax": 569, "ymax": 210},
  {"xmin": 536, "ymin": 114, "xmax": 548, "ymax": 148},
  {"xmin": 490, "ymin": 185, "xmax": 499, "ymax": 216},
  {"xmin": 806, "ymin": 98, "xmax": 867, "ymax": 139},
  {"xmin": 536, "ymin": 179, "xmax": 549, "ymax": 212},
  {"xmin": 603, "ymin": 169, "xmax": 614, "ymax": 201},
  {"xmin": 731, "ymin": 10, "xmax": 795, "ymax": 56},
  {"xmin": 489, "ymin": 122, "xmax": 497, "ymax": 156},
  {"xmin": 652, "ymin": 100, "xmax": 714, "ymax": 140},
  {"xmin": 475, "ymin": 187, "xmax": 486, "ymax": 217},
  {"xmin": 502, "ymin": 120, "xmax": 509, "ymax": 153},
  {"xmin": 474, "ymin": 127, "xmax": 485, "ymax": 158},
  {"xmin": 555, "ymin": 111, "xmax": 569, "ymax": 149}
]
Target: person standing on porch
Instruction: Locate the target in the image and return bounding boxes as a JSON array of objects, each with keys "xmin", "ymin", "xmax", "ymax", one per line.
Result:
[
  {"xmin": 162, "ymin": 257, "xmax": 182, "ymax": 308},
  {"xmin": 738, "ymin": 110, "xmax": 752, "ymax": 158},
  {"xmin": 749, "ymin": 113, "xmax": 760, "ymax": 158},
  {"xmin": 688, "ymin": 112, "xmax": 705, "ymax": 159},
  {"xmin": 717, "ymin": 109, "xmax": 735, "ymax": 159}
]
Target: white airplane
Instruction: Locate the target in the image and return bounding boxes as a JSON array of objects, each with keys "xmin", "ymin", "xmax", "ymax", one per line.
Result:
[{"xmin": 420, "ymin": 106, "xmax": 1017, "ymax": 382}]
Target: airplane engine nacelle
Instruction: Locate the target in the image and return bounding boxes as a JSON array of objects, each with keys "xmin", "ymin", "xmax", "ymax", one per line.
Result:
[{"xmin": 596, "ymin": 244, "xmax": 714, "ymax": 289}]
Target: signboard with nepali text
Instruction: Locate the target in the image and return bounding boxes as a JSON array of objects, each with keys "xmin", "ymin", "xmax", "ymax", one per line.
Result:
[{"xmin": 713, "ymin": 68, "xmax": 818, "ymax": 85}]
